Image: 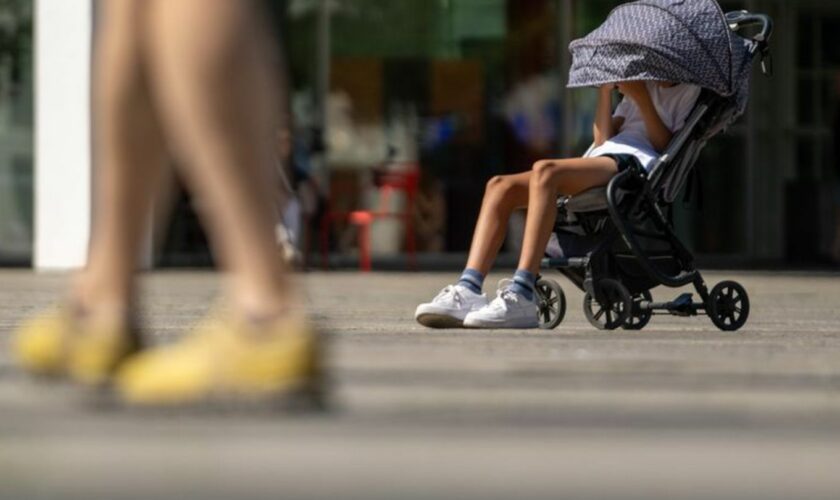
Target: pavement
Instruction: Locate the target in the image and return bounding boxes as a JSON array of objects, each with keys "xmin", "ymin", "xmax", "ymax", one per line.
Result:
[{"xmin": 2, "ymin": 269, "xmax": 840, "ymax": 499}]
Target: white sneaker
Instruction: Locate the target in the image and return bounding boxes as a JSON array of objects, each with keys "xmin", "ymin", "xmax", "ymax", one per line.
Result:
[
  {"xmin": 415, "ymin": 284, "xmax": 489, "ymax": 328},
  {"xmin": 463, "ymin": 279, "xmax": 539, "ymax": 329}
]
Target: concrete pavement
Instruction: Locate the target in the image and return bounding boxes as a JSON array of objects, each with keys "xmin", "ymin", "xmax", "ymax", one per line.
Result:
[{"xmin": 2, "ymin": 270, "xmax": 840, "ymax": 499}]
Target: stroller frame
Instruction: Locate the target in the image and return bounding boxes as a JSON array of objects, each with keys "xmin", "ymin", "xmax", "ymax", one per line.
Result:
[{"xmin": 536, "ymin": 11, "xmax": 774, "ymax": 332}]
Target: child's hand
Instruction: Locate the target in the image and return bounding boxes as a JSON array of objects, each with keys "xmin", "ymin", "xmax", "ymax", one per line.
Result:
[{"xmin": 616, "ymin": 81, "xmax": 647, "ymax": 101}]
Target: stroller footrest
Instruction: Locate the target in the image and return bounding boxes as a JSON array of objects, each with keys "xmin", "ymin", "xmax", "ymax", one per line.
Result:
[
  {"xmin": 648, "ymin": 293, "xmax": 705, "ymax": 316},
  {"xmin": 541, "ymin": 257, "xmax": 589, "ymax": 268}
]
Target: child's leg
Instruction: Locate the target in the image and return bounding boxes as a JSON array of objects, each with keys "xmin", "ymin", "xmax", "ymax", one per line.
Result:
[
  {"xmin": 464, "ymin": 171, "xmax": 532, "ymax": 275},
  {"xmin": 517, "ymin": 157, "xmax": 619, "ymax": 276},
  {"xmin": 463, "ymin": 157, "xmax": 619, "ymax": 329},
  {"xmin": 415, "ymin": 171, "xmax": 530, "ymax": 327}
]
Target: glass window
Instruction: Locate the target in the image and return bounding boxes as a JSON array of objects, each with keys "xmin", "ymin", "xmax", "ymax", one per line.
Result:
[
  {"xmin": 681, "ymin": 136, "xmax": 747, "ymax": 255},
  {"xmin": 790, "ymin": 5, "xmax": 840, "ymax": 264},
  {"xmin": 0, "ymin": 0, "xmax": 33, "ymax": 265},
  {"xmin": 290, "ymin": 0, "xmax": 758, "ymax": 257},
  {"xmin": 820, "ymin": 15, "xmax": 840, "ymax": 66},
  {"xmin": 283, "ymin": 0, "xmax": 562, "ymax": 254},
  {"xmin": 278, "ymin": 0, "xmax": 766, "ymax": 261},
  {"xmin": 797, "ymin": 15, "xmax": 815, "ymax": 70},
  {"xmin": 797, "ymin": 76, "xmax": 817, "ymax": 126}
]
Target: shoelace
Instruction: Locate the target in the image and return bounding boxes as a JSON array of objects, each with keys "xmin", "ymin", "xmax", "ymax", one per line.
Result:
[
  {"xmin": 489, "ymin": 284, "xmax": 520, "ymax": 312},
  {"xmin": 434, "ymin": 286, "xmax": 463, "ymax": 306}
]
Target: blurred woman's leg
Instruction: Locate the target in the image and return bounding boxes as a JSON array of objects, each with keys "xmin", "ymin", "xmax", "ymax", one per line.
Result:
[
  {"xmin": 13, "ymin": 0, "xmax": 165, "ymax": 382},
  {"xmin": 113, "ymin": 0, "xmax": 320, "ymax": 406},
  {"xmin": 144, "ymin": 0, "xmax": 291, "ymax": 317},
  {"xmin": 16, "ymin": 0, "xmax": 321, "ymax": 401},
  {"xmin": 77, "ymin": 0, "xmax": 167, "ymax": 316}
]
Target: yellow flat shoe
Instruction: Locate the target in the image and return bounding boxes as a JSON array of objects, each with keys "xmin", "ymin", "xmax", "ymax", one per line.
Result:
[
  {"xmin": 115, "ymin": 312, "xmax": 323, "ymax": 409},
  {"xmin": 14, "ymin": 307, "xmax": 140, "ymax": 386}
]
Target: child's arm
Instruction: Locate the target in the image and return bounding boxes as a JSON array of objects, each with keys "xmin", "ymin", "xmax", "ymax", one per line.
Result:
[
  {"xmin": 592, "ymin": 85, "xmax": 624, "ymax": 147},
  {"xmin": 617, "ymin": 82, "xmax": 672, "ymax": 152}
]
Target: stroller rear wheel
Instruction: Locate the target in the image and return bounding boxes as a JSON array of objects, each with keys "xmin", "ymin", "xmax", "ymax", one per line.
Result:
[
  {"xmin": 583, "ymin": 279, "xmax": 632, "ymax": 330},
  {"xmin": 536, "ymin": 278, "xmax": 566, "ymax": 330},
  {"xmin": 708, "ymin": 280, "xmax": 750, "ymax": 331},
  {"xmin": 623, "ymin": 290, "xmax": 653, "ymax": 330}
]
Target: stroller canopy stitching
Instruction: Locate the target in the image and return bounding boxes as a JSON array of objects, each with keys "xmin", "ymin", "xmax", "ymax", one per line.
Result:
[{"xmin": 568, "ymin": 0, "xmax": 753, "ymax": 115}]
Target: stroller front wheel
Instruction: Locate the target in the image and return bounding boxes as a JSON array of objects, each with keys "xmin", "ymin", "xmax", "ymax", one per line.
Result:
[
  {"xmin": 536, "ymin": 278, "xmax": 566, "ymax": 330},
  {"xmin": 583, "ymin": 279, "xmax": 632, "ymax": 330},
  {"xmin": 708, "ymin": 280, "xmax": 750, "ymax": 331}
]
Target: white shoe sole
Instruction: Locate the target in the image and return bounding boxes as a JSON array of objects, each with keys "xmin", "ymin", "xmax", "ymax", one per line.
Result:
[
  {"xmin": 463, "ymin": 317, "xmax": 539, "ymax": 329},
  {"xmin": 415, "ymin": 313, "xmax": 466, "ymax": 329}
]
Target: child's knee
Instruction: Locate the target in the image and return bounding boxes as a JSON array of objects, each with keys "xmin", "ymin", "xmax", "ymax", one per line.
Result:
[
  {"xmin": 532, "ymin": 160, "xmax": 552, "ymax": 172},
  {"xmin": 531, "ymin": 160, "xmax": 564, "ymax": 187},
  {"xmin": 485, "ymin": 175, "xmax": 520, "ymax": 205},
  {"xmin": 485, "ymin": 175, "xmax": 510, "ymax": 194}
]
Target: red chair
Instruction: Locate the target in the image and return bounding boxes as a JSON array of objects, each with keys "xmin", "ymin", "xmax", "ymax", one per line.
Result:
[{"xmin": 320, "ymin": 164, "xmax": 419, "ymax": 271}]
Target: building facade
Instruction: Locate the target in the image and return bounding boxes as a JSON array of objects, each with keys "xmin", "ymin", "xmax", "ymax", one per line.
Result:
[{"xmin": 2, "ymin": 0, "xmax": 839, "ymax": 269}]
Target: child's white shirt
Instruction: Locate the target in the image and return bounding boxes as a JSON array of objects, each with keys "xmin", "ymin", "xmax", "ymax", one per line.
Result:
[{"xmin": 587, "ymin": 82, "xmax": 702, "ymax": 171}]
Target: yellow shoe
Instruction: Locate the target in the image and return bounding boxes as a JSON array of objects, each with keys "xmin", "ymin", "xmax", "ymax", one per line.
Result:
[
  {"xmin": 115, "ymin": 312, "xmax": 323, "ymax": 408},
  {"xmin": 14, "ymin": 308, "xmax": 139, "ymax": 386}
]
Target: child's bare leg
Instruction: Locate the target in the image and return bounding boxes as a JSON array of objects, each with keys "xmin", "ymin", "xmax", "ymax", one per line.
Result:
[
  {"xmin": 465, "ymin": 172, "xmax": 531, "ymax": 275},
  {"xmin": 517, "ymin": 157, "xmax": 618, "ymax": 274},
  {"xmin": 415, "ymin": 171, "xmax": 530, "ymax": 328},
  {"xmin": 76, "ymin": 0, "xmax": 167, "ymax": 316},
  {"xmin": 461, "ymin": 158, "xmax": 619, "ymax": 328},
  {"xmin": 145, "ymin": 0, "xmax": 289, "ymax": 316}
]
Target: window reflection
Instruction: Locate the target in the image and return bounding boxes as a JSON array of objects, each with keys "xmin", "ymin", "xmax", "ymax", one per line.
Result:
[{"xmin": 0, "ymin": 0, "xmax": 32, "ymax": 264}]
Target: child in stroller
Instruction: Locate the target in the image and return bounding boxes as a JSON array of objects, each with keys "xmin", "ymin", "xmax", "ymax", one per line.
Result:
[{"xmin": 415, "ymin": 7, "xmax": 773, "ymax": 331}]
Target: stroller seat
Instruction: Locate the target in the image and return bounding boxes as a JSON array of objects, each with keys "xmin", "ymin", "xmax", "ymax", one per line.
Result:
[
  {"xmin": 535, "ymin": 10, "xmax": 773, "ymax": 332},
  {"xmin": 563, "ymin": 186, "xmax": 609, "ymax": 214}
]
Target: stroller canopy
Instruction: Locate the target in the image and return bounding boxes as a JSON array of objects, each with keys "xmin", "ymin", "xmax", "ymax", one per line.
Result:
[{"xmin": 568, "ymin": 0, "xmax": 754, "ymax": 114}]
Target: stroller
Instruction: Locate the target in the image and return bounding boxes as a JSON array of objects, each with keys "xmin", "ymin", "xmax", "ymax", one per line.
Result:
[{"xmin": 535, "ymin": 9, "xmax": 774, "ymax": 332}]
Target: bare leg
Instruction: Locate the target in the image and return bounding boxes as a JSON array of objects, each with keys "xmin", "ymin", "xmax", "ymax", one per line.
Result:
[
  {"xmin": 75, "ymin": 0, "xmax": 167, "ymax": 316},
  {"xmin": 517, "ymin": 158, "xmax": 619, "ymax": 274},
  {"xmin": 464, "ymin": 172, "xmax": 531, "ymax": 275},
  {"xmin": 14, "ymin": 0, "xmax": 321, "ymax": 395},
  {"xmin": 144, "ymin": 0, "xmax": 290, "ymax": 316}
]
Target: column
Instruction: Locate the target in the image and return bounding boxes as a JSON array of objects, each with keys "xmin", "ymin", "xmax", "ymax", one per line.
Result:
[{"xmin": 34, "ymin": 0, "xmax": 94, "ymax": 270}]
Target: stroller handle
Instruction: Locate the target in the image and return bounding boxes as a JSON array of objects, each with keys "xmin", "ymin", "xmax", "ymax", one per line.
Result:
[{"xmin": 725, "ymin": 11, "xmax": 774, "ymax": 44}]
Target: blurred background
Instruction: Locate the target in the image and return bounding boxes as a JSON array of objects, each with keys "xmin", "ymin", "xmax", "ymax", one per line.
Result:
[{"xmin": 1, "ymin": 0, "xmax": 839, "ymax": 271}]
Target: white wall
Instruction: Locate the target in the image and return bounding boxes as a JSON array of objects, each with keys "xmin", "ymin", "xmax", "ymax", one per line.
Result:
[{"xmin": 34, "ymin": 0, "xmax": 93, "ymax": 270}]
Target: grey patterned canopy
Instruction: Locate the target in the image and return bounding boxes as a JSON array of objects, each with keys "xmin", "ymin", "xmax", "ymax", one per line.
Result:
[{"xmin": 568, "ymin": 0, "xmax": 755, "ymax": 113}]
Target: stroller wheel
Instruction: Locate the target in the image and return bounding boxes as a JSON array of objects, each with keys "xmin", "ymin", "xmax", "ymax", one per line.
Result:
[
  {"xmin": 583, "ymin": 279, "xmax": 632, "ymax": 330},
  {"xmin": 536, "ymin": 278, "xmax": 566, "ymax": 330},
  {"xmin": 708, "ymin": 281, "xmax": 750, "ymax": 331},
  {"xmin": 623, "ymin": 290, "xmax": 653, "ymax": 330}
]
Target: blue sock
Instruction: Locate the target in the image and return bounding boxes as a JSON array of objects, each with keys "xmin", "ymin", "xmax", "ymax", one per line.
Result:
[
  {"xmin": 509, "ymin": 269, "xmax": 536, "ymax": 301},
  {"xmin": 457, "ymin": 268, "xmax": 484, "ymax": 295}
]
